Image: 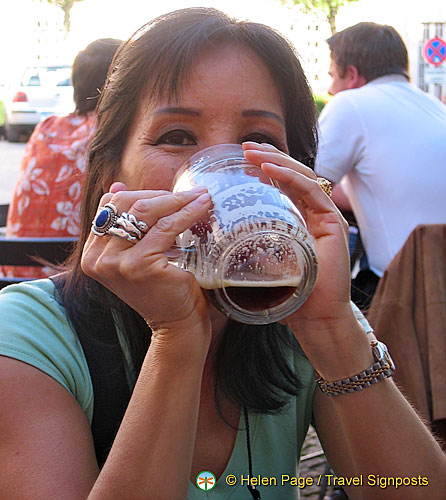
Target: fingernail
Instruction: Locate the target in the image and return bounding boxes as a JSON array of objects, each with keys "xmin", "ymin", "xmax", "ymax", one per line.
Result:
[
  {"xmin": 196, "ymin": 193, "xmax": 212, "ymax": 204},
  {"xmin": 110, "ymin": 181, "xmax": 128, "ymax": 193},
  {"xmin": 190, "ymin": 186, "xmax": 208, "ymax": 193}
]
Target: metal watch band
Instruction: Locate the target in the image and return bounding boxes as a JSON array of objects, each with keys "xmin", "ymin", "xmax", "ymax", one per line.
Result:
[{"xmin": 315, "ymin": 340, "xmax": 395, "ymax": 396}]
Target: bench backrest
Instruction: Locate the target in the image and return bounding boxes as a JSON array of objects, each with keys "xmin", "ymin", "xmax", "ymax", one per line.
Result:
[{"xmin": 0, "ymin": 236, "xmax": 77, "ymax": 289}]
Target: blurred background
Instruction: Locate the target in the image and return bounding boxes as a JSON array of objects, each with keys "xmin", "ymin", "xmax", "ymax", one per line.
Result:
[
  {"xmin": 1, "ymin": 0, "xmax": 444, "ymax": 94},
  {"xmin": 0, "ymin": 0, "xmax": 445, "ymax": 202}
]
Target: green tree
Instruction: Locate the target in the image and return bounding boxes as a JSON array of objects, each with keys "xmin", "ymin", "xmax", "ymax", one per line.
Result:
[
  {"xmin": 281, "ymin": 0, "xmax": 359, "ymax": 35},
  {"xmin": 42, "ymin": 0, "xmax": 85, "ymax": 36}
]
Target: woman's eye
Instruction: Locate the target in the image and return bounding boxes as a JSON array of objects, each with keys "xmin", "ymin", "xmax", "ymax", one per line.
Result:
[
  {"xmin": 157, "ymin": 130, "xmax": 196, "ymax": 145},
  {"xmin": 243, "ymin": 133, "xmax": 278, "ymax": 147}
]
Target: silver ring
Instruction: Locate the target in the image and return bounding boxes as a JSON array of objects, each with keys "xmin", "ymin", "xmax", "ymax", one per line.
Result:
[
  {"xmin": 91, "ymin": 203, "xmax": 119, "ymax": 236},
  {"xmin": 114, "ymin": 215, "xmax": 143, "ymax": 239},
  {"xmin": 108, "ymin": 226, "xmax": 139, "ymax": 243},
  {"xmin": 122, "ymin": 212, "xmax": 149, "ymax": 233}
]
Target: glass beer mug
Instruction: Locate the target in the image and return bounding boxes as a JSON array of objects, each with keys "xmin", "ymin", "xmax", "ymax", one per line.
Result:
[{"xmin": 169, "ymin": 144, "xmax": 318, "ymax": 325}]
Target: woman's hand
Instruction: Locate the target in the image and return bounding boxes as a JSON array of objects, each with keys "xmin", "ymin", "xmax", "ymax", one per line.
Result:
[
  {"xmin": 243, "ymin": 142, "xmax": 351, "ymax": 318},
  {"xmin": 81, "ymin": 182, "xmax": 213, "ymax": 340},
  {"xmin": 242, "ymin": 142, "xmax": 367, "ymax": 373}
]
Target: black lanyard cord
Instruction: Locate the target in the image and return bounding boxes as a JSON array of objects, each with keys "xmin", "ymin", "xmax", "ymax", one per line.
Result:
[{"xmin": 243, "ymin": 406, "xmax": 261, "ymax": 500}]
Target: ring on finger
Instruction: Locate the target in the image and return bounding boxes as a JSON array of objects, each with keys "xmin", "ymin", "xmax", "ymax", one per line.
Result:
[
  {"xmin": 114, "ymin": 215, "xmax": 144, "ymax": 239},
  {"xmin": 108, "ymin": 226, "xmax": 139, "ymax": 244},
  {"xmin": 91, "ymin": 202, "xmax": 119, "ymax": 236},
  {"xmin": 317, "ymin": 177, "xmax": 332, "ymax": 197},
  {"xmin": 121, "ymin": 212, "xmax": 149, "ymax": 233}
]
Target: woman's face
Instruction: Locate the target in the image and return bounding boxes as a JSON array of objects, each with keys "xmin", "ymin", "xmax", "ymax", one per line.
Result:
[{"xmin": 118, "ymin": 42, "xmax": 288, "ymax": 191}]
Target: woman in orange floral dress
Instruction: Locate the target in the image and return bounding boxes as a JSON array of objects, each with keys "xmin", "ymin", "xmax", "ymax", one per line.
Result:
[{"xmin": 4, "ymin": 38, "xmax": 121, "ymax": 278}]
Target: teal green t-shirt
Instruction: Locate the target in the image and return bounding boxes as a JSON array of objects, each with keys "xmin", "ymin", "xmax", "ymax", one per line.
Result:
[
  {"xmin": 0, "ymin": 279, "xmax": 371, "ymax": 499},
  {"xmin": 0, "ymin": 279, "xmax": 94, "ymax": 423}
]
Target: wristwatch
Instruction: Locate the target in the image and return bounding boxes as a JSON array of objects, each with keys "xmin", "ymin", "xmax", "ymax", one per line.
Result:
[{"xmin": 315, "ymin": 340, "xmax": 396, "ymax": 396}]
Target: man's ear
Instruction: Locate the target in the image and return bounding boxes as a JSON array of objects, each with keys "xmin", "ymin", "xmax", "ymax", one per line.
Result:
[{"xmin": 345, "ymin": 65, "xmax": 367, "ymax": 89}]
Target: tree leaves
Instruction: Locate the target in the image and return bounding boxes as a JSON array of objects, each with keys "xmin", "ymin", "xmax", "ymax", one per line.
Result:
[{"xmin": 280, "ymin": 0, "xmax": 360, "ymax": 34}]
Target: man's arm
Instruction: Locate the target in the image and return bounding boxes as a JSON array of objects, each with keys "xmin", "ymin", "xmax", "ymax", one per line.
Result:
[{"xmin": 315, "ymin": 92, "xmax": 364, "ymax": 187}]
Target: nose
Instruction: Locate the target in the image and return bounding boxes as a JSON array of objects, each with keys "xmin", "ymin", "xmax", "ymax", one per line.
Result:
[
  {"xmin": 202, "ymin": 138, "xmax": 239, "ymax": 149},
  {"xmin": 199, "ymin": 124, "xmax": 244, "ymax": 150}
]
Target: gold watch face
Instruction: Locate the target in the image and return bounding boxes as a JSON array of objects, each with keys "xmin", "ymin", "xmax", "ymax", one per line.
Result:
[{"xmin": 371, "ymin": 341, "xmax": 395, "ymax": 371}]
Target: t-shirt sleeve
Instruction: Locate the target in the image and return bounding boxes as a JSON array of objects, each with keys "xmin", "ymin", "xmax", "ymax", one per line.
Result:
[
  {"xmin": 0, "ymin": 279, "xmax": 93, "ymax": 423},
  {"xmin": 315, "ymin": 92, "xmax": 366, "ymax": 183}
]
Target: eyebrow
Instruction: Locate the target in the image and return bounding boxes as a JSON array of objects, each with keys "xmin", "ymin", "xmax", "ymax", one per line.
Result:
[
  {"xmin": 242, "ymin": 109, "xmax": 285, "ymax": 125},
  {"xmin": 149, "ymin": 107, "xmax": 201, "ymax": 118},
  {"xmin": 148, "ymin": 107, "xmax": 284, "ymax": 124}
]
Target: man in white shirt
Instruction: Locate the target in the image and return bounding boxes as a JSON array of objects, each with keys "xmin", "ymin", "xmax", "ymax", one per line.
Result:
[{"xmin": 315, "ymin": 22, "xmax": 446, "ymax": 306}]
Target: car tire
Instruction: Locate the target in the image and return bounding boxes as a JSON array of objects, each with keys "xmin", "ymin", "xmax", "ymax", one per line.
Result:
[{"xmin": 5, "ymin": 122, "xmax": 21, "ymax": 142}]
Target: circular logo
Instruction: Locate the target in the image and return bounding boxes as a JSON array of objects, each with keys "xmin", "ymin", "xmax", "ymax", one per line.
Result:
[{"xmin": 196, "ymin": 470, "xmax": 217, "ymax": 491}]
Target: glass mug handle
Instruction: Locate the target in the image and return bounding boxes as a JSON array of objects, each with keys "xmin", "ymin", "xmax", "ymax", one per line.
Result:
[{"xmin": 165, "ymin": 244, "xmax": 198, "ymax": 273}]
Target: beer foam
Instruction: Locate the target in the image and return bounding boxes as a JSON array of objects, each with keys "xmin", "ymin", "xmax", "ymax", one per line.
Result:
[
  {"xmin": 210, "ymin": 182, "xmax": 298, "ymax": 230},
  {"xmin": 198, "ymin": 277, "xmax": 300, "ymax": 290}
]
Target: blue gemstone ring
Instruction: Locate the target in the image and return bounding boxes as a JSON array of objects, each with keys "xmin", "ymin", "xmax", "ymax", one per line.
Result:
[{"xmin": 91, "ymin": 203, "xmax": 119, "ymax": 236}]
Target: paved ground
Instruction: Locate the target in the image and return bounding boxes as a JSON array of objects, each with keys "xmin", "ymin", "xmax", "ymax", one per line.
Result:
[{"xmin": 300, "ymin": 426, "xmax": 341, "ymax": 500}]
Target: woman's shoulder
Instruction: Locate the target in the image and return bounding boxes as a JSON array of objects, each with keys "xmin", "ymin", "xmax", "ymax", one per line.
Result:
[
  {"xmin": 0, "ymin": 278, "xmax": 60, "ymax": 320},
  {"xmin": 0, "ymin": 279, "xmax": 93, "ymax": 422},
  {"xmin": 1, "ymin": 276, "xmax": 56, "ymax": 297},
  {"xmin": 33, "ymin": 111, "xmax": 96, "ymax": 142},
  {"xmin": 0, "ymin": 278, "xmax": 71, "ymax": 324}
]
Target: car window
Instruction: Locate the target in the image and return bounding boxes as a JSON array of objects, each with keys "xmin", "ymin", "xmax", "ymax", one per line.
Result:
[
  {"xmin": 28, "ymin": 75, "xmax": 41, "ymax": 86},
  {"xmin": 21, "ymin": 66, "xmax": 72, "ymax": 87}
]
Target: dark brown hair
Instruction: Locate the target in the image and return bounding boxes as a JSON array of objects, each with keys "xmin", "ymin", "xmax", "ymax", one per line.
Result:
[
  {"xmin": 71, "ymin": 38, "xmax": 122, "ymax": 115},
  {"xmin": 328, "ymin": 22, "xmax": 409, "ymax": 82},
  {"xmin": 60, "ymin": 7, "xmax": 318, "ymax": 414}
]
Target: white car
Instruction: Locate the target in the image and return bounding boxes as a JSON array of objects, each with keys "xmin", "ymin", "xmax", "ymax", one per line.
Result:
[{"xmin": 4, "ymin": 65, "xmax": 74, "ymax": 142}]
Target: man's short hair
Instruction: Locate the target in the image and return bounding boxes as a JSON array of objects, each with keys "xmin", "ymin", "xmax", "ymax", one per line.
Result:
[
  {"xmin": 72, "ymin": 38, "xmax": 122, "ymax": 115},
  {"xmin": 327, "ymin": 22, "xmax": 409, "ymax": 82}
]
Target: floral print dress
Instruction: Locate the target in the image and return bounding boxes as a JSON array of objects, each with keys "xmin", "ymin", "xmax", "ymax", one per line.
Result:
[{"xmin": 3, "ymin": 111, "xmax": 96, "ymax": 278}]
